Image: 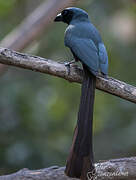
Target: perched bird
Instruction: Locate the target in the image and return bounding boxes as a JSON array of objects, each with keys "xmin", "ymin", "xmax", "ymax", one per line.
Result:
[{"xmin": 54, "ymin": 7, "xmax": 108, "ymax": 180}]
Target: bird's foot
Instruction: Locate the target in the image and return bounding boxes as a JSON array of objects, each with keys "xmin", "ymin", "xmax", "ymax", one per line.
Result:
[
  {"xmin": 59, "ymin": 60, "xmax": 76, "ymax": 75},
  {"xmin": 64, "ymin": 60, "xmax": 76, "ymax": 75},
  {"xmin": 64, "ymin": 60, "xmax": 76, "ymax": 66},
  {"xmin": 65, "ymin": 63, "xmax": 71, "ymax": 75}
]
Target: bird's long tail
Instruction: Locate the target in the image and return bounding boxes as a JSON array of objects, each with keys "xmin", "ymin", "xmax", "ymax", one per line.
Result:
[{"xmin": 65, "ymin": 66, "xmax": 96, "ymax": 180}]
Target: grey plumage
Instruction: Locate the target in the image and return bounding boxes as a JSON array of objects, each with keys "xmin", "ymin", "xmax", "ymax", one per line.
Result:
[{"xmin": 64, "ymin": 7, "xmax": 108, "ymax": 76}]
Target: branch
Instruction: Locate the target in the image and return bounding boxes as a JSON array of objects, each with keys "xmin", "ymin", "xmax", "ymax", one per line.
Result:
[
  {"xmin": 0, "ymin": 0, "xmax": 75, "ymax": 73},
  {"xmin": 0, "ymin": 47, "xmax": 135, "ymax": 104},
  {"xmin": 0, "ymin": 157, "xmax": 136, "ymax": 180},
  {"xmin": 0, "ymin": 0, "xmax": 75, "ymax": 51}
]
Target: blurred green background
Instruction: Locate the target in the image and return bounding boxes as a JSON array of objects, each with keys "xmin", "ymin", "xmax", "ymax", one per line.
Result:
[{"xmin": 0, "ymin": 0, "xmax": 136, "ymax": 175}]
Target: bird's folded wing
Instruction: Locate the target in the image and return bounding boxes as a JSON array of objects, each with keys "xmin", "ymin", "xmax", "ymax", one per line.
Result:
[
  {"xmin": 98, "ymin": 43, "xmax": 108, "ymax": 75},
  {"xmin": 68, "ymin": 37, "xmax": 99, "ymax": 73}
]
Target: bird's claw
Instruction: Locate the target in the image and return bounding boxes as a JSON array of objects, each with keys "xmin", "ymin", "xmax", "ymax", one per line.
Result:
[
  {"xmin": 59, "ymin": 61, "xmax": 75, "ymax": 75},
  {"xmin": 64, "ymin": 62, "xmax": 71, "ymax": 75},
  {"xmin": 64, "ymin": 62, "xmax": 71, "ymax": 66}
]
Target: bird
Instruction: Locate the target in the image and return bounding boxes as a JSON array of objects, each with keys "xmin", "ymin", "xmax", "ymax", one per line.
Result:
[{"xmin": 54, "ymin": 7, "xmax": 108, "ymax": 180}]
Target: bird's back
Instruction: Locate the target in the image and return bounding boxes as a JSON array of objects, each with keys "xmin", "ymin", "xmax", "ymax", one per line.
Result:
[
  {"xmin": 64, "ymin": 20, "xmax": 108, "ymax": 76},
  {"xmin": 65, "ymin": 21, "xmax": 102, "ymax": 48}
]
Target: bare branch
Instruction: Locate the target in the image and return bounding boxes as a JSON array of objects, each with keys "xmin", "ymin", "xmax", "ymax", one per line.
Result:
[
  {"xmin": 0, "ymin": 0, "xmax": 75, "ymax": 73},
  {"xmin": 0, "ymin": 157, "xmax": 136, "ymax": 180},
  {"xmin": 0, "ymin": 0, "xmax": 75, "ymax": 51},
  {"xmin": 0, "ymin": 47, "xmax": 135, "ymax": 104}
]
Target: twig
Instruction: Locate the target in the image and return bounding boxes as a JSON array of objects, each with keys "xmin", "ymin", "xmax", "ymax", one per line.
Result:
[
  {"xmin": 0, "ymin": 0, "xmax": 75, "ymax": 51},
  {"xmin": 0, "ymin": 0, "xmax": 75, "ymax": 73}
]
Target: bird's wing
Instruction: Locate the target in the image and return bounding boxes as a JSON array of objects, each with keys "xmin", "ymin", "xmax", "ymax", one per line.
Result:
[
  {"xmin": 98, "ymin": 43, "xmax": 108, "ymax": 75},
  {"xmin": 67, "ymin": 37, "xmax": 99, "ymax": 74}
]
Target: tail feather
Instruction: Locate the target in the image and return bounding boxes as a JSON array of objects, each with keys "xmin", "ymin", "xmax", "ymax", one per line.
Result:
[{"xmin": 65, "ymin": 66, "xmax": 96, "ymax": 179}]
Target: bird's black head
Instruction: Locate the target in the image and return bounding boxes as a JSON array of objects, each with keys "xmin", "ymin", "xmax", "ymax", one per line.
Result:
[
  {"xmin": 54, "ymin": 7, "xmax": 88, "ymax": 24},
  {"xmin": 54, "ymin": 9, "xmax": 74, "ymax": 24}
]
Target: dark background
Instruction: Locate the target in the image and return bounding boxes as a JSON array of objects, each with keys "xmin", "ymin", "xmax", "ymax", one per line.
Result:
[{"xmin": 0, "ymin": 0, "xmax": 136, "ymax": 175}]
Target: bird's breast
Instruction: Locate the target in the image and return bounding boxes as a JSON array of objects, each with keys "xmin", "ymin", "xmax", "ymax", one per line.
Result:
[
  {"xmin": 64, "ymin": 25, "xmax": 75, "ymax": 47},
  {"xmin": 64, "ymin": 24, "xmax": 86, "ymax": 47}
]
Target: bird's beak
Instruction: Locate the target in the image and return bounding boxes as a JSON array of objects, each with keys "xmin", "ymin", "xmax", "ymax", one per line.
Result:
[{"xmin": 54, "ymin": 13, "xmax": 63, "ymax": 22}]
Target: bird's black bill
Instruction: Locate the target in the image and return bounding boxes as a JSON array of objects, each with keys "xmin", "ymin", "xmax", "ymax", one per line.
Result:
[{"xmin": 54, "ymin": 13, "xmax": 63, "ymax": 22}]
